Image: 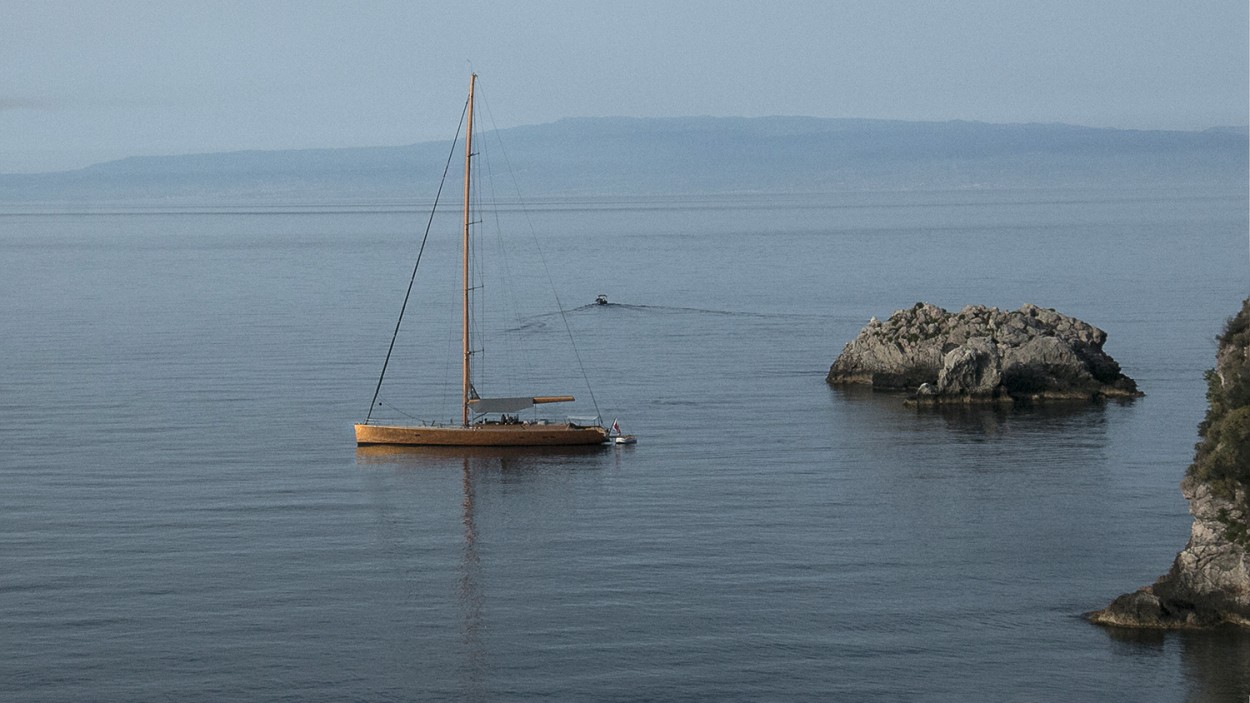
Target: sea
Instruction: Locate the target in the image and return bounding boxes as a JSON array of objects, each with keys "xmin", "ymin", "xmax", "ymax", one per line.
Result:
[{"xmin": 2, "ymin": 185, "xmax": 1248, "ymax": 701}]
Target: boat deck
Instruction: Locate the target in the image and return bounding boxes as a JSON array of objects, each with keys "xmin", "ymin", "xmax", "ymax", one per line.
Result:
[{"xmin": 354, "ymin": 422, "xmax": 609, "ymax": 447}]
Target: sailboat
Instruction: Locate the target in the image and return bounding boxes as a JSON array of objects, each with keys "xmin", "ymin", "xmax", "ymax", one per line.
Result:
[{"xmin": 354, "ymin": 74, "xmax": 610, "ymax": 447}]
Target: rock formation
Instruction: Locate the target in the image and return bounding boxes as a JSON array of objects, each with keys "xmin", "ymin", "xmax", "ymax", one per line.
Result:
[
  {"xmin": 827, "ymin": 302, "xmax": 1140, "ymax": 403},
  {"xmin": 1089, "ymin": 298, "xmax": 1250, "ymax": 629}
]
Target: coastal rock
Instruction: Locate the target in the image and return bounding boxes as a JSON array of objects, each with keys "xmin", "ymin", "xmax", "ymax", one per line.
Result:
[
  {"xmin": 936, "ymin": 336, "xmax": 1003, "ymax": 399},
  {"xmin": 1089, "ymin": 298, "xmax": 1250, "ymax": 629},
  {"xmin": 826, "ymin": 302, "xmax": 1140, "ymax": 403}
]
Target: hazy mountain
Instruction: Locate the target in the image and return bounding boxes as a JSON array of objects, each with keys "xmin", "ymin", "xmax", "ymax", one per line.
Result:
[{"xmin": 1, "ymin": 117, "xmax": 1245, "ymax": 203}]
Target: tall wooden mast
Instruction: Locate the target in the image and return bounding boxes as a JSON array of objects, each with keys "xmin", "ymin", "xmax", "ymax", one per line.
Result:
[{"xmin": 461, "ymin": 74, "xmax": 476, "ymax": 427}]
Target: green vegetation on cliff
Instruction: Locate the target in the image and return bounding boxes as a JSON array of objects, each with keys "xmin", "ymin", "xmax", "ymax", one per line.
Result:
[{"xmin": 1190, "ymin": 298, "xmax": 1250, "ymax": 543}]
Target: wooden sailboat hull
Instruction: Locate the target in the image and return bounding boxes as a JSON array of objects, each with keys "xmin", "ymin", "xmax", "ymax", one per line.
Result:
[{"xmin": 354, "ymin": 422, "xmax": 609, "ymax": 447}]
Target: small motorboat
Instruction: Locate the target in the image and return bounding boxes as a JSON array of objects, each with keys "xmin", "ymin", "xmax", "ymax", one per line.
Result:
[
  {"xmin": 595, "ymin": 294, "xmax": 608, "ymax": 305},
  {"xmin": 608, "ymin": 418, "xmax": 637, "ymax": 445}
]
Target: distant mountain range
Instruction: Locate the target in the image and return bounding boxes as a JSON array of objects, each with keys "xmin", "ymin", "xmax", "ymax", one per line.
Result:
[{"xmin": 1, "ymin": 117, "xmax": 1246, "ymax": 203}]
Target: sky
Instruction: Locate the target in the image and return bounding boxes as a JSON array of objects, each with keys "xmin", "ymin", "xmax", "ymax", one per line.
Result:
[{"xmin": 2, "ymin": 0, "xmax": 1247, "ymax": 173}]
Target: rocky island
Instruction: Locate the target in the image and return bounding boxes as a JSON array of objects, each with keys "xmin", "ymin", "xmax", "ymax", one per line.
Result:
[
  {"xmin": 827, "ymin": 302, "xmax": 1141, "ymax": 404},
  {"xmin": 1089, "ymin": 299, "xmax": 1250, "ymax": 629}
]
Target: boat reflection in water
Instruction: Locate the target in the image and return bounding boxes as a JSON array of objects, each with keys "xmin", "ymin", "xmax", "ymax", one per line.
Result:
[
  {"xmin": 354, "ymin": 443, "xmax": 613, "ymax": 700},
  {"xmin": 354, "ymin": 443, "xmax": 610, "ymax": 467}
]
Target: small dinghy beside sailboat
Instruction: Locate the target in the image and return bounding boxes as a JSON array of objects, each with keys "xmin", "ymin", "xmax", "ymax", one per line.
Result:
[{"xmin": 609, "ymin": 418, "xmax": 637, "ymax": 445}]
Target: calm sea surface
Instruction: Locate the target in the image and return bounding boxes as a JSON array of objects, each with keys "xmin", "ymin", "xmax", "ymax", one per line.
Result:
[{"xmin": 2, "ymin": 186, "xmax": 1248, "ymax": 701}]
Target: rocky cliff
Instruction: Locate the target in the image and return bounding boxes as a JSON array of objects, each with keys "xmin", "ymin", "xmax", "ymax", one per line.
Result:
[
  {"xmin": 1089, "ymin": 299, "xmax": 1250, "ymax": 629},
  {"xmin": 827, "ymin": 302, "xmax": 1140, "ymax": 403}
]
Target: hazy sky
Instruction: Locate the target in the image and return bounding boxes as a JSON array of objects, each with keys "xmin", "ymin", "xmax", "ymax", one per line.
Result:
[{"xmin": 3, "ymin": 0, "xmax": 1247, "ymax": 172}]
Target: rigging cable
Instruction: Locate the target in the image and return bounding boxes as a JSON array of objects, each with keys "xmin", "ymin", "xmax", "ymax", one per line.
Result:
[
  {"xmin": 364, "ymin": 97, "xmax": 470, "ymax": 423},
  {"xmin": 477, "ymin": 86, "xmax": 604, "ymax": 424},
  {"xmin": 475, "ymin": 124, "xmax": 538, "ymax": 405}
]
